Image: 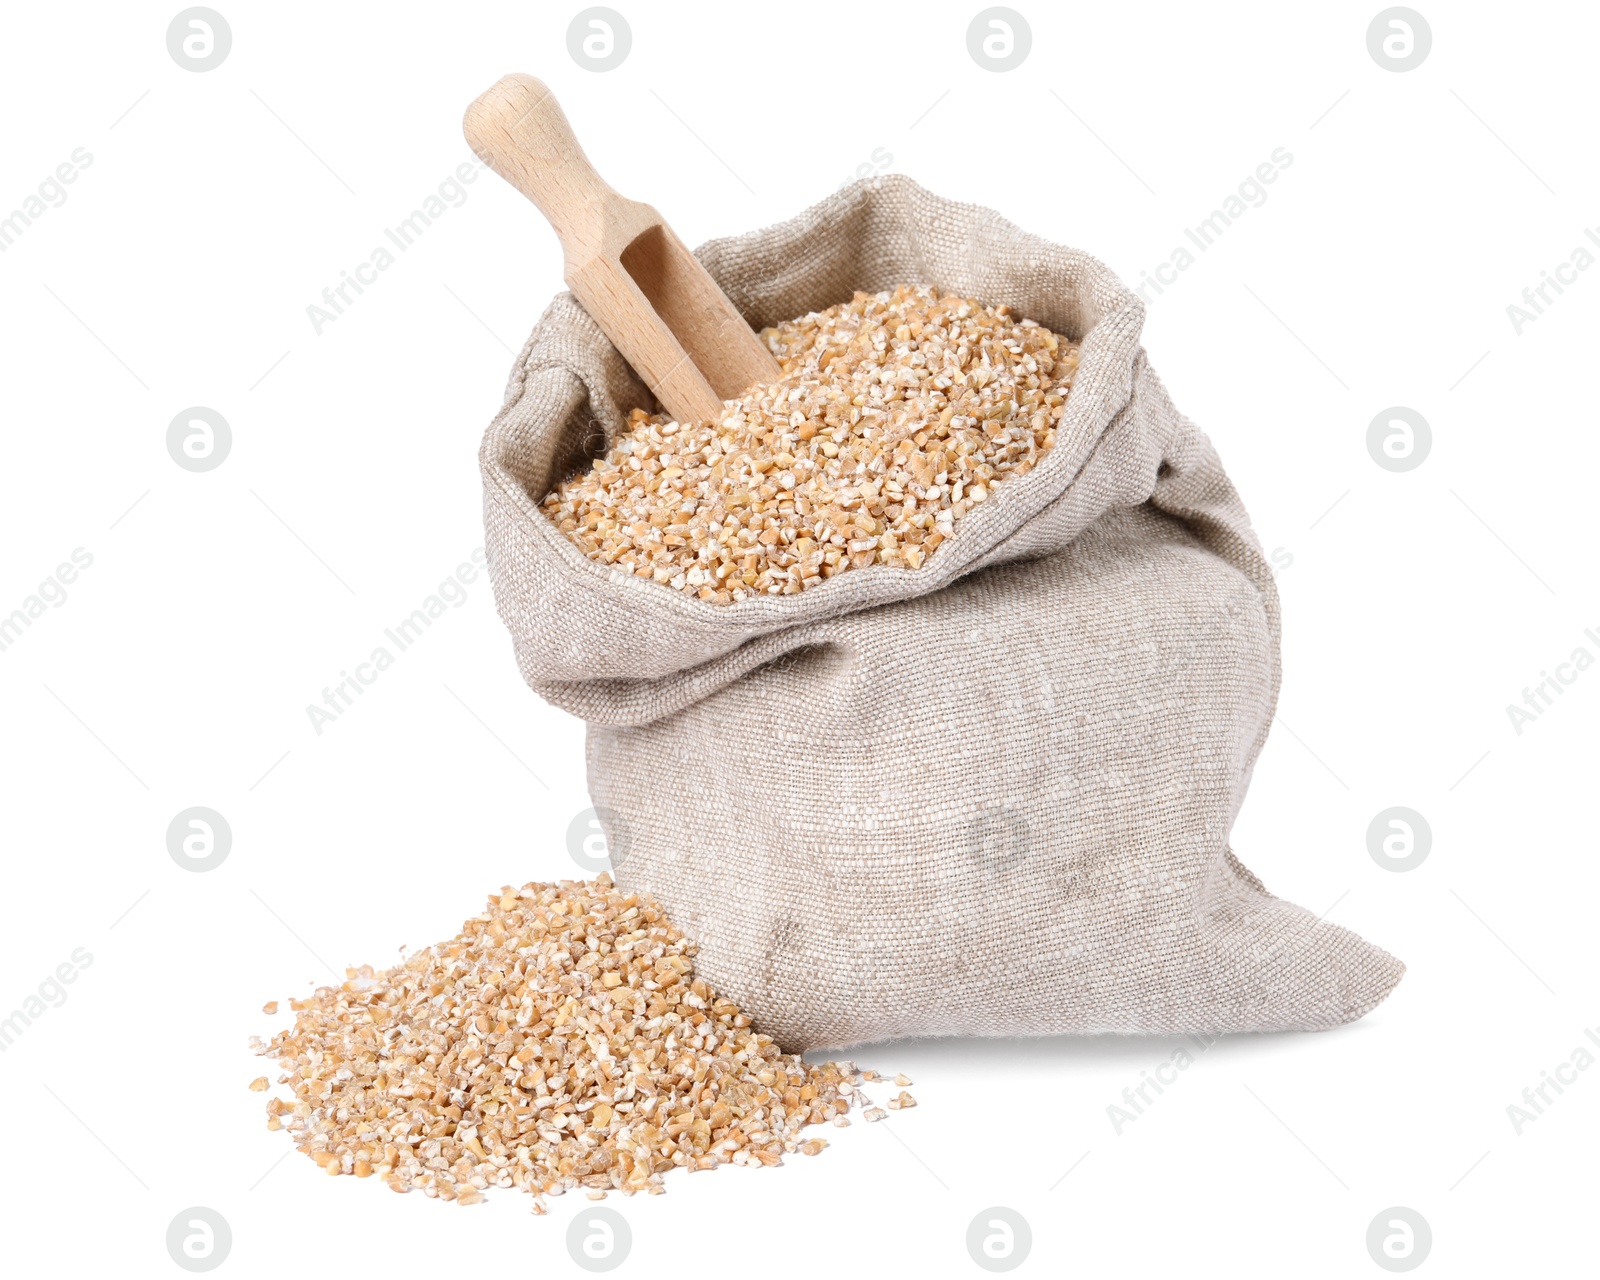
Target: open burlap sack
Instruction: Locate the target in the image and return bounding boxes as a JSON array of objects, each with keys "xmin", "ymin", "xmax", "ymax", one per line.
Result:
[{"xmin": 480, "ymin": 174, "xmax": 1403, "ymax": 1050}]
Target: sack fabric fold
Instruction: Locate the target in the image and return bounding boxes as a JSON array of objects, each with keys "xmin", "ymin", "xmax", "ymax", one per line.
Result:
[{"xmin": 479, "ymin": 174, "xmax": 1403, "ymax": 1050}]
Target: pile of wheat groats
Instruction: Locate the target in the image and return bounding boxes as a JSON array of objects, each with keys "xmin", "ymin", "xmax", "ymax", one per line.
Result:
[{"xmin": 252, "ymin": 876, "xmax": 911, "ymax": 1207}]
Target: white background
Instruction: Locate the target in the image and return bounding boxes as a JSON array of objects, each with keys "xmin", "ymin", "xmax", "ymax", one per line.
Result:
[{"xmin": 1, "ymin": 1, "xmax": 1595, "ymax": 1275}]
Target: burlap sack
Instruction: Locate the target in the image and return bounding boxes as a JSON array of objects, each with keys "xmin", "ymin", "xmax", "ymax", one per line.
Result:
[{"xmin": 480, "ymin": 174, "xmax": 1403, "ymax": 1051}]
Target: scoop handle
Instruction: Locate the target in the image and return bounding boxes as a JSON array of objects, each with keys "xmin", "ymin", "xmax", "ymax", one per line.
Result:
[{"xmin": 463, "ymin": 74, "xmax": 616, "ymax": 252}]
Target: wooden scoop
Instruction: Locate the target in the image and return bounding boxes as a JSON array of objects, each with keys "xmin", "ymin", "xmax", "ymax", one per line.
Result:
[{"xmin": 464, "ymin": 73, "xmax": 781, "ymax": 424}]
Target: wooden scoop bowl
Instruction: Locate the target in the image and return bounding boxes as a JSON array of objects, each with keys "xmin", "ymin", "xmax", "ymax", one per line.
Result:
[{"xmin": 464, "ymin": 73, "xmax": 780, "ymax": 424}]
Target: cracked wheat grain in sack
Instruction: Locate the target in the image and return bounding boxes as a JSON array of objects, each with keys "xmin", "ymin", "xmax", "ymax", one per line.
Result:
[{"xmin": 477, "ymin": 174, "xmax": 1405, "ymax": 1052}]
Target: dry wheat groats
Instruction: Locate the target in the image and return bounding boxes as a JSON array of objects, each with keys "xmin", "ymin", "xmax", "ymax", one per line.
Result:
[
  {"xmin": 541, "ymin": 285, "xmax": 1082, "ymax": 601},
  {"xmin": 478, "ymin": 178, "xmax": 1405, "ymax": 1052},
  {"xmin": 253, "ymin": 876, "xmax": 902, "ymax": 1208}
]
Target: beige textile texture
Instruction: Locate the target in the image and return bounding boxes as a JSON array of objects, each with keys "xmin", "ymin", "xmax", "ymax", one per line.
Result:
[{"xmin": 479, "ymin": 174, "xmax": 1404, "ymax": 1051}]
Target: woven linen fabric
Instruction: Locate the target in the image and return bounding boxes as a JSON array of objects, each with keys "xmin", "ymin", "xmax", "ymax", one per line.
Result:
[{"xmin": 479, "ymin": 174, "xmax": 1404, "ymax": 1050}]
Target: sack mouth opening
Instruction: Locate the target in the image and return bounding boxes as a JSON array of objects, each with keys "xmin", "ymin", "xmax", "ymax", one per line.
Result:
[{"xmin": 484, "ymin": 173, "xmax": 1151, "ymax": 635}]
